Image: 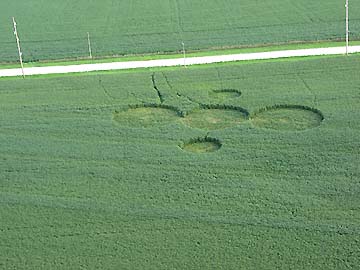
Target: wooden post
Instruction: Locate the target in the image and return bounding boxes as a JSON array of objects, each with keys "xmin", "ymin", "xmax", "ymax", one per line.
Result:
[
  {"xmin": 345, "ymin": 0, "xmax": 349, "ymax": 55},
  {"xmin": 12, "ymin": 17, "xmax": 25, "ymax": 78},
  {"xmin": 87, "ymin": 32, "xmax": 93, "ymax": 59},
  {"xmin": 182, "ymin": 42, "xmax": 186, "ymax": 67}
]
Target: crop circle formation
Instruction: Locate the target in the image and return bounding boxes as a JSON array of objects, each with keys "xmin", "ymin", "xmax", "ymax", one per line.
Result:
[
  {"xmin": 181, "ymin": 137, "xmax": 222, "ymax": 153},
  {"xmin": 113, "ymin": 105, "xmax": 180, "ymax": 128},
  {"xmin": 210, "ymin": 89, "xmax": 242, "ymax": 100},
  {"xmin": 251, "ymin": 105, "xmax": 324, "ymax": 131},
  {"xmin": 181, "ymin": 106, "xmax": 249, "ymax": 130}
]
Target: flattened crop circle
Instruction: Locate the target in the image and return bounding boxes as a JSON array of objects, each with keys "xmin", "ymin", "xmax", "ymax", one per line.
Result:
[
  {"xmin": 181, "ymin": 137, "xmax": 222, "ymax": 153},
  {"xmin": 251, "ymin": 105, "xmax": 324, "ymax": 131},
  {"xmin": 182, "ymin": 106, "xmax": 249, "ymax": 130},
  {"xmin": 210, "ymin": 89, "xmax": 242, "ymax": 100},
  {"xmin": 113, "ymin": 105, "xmax": 180, "ymax": 128}
]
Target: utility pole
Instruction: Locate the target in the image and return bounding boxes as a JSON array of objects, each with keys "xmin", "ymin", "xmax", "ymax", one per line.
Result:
[
  {"xmin": 345, "ymin": 0, "xmax": 349, "ymax": 55},
  {"xmin": 182, "ymin": 41, "xmax": 186, "ymax": 67},
  {"xmin": 12, "ymin": 17, "xmax": 25, "ymax": 78},
  {"xmin": 87, "ymin": 32, "xmax": 93, "ymax": 59}
]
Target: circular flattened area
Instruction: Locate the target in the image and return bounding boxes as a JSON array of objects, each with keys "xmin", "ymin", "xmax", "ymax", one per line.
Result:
[
  {"xmin": 113, "ymin": 106, "xmax": 179, "ymax": 128},
  {"xmin": 210, "ymin": 89, "xmax": 242, "ymax": 100},
  {"xmin": 251, "ymin": 105, "xmax": 324, "ymax": 131},
  {"xmin": 182, "ymin": 107, "xmax": 248, "ymax": 130},
  {"xmin": 181, "ymin": 137, "xmax": 221, "ymax": 153}
]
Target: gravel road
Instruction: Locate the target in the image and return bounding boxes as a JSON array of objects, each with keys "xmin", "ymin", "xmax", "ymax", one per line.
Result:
[{"xmin": 0, "ymin": 46, "xmax": 359, "ymax": 78}]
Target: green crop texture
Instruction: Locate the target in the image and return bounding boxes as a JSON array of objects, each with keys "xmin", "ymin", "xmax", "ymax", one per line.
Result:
[
  {"xmin": 0, "ymin": 0, "xmax": 360, "ymax": 62},
  {"xmin": 0, "ymin": 55, "xmax": 360, "ymax": 269}
]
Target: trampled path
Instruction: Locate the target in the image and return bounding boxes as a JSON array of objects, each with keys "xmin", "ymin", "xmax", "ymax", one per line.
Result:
[{"xmin": 1, "ymin": 46, "xmax": 360, "ymax": 78}]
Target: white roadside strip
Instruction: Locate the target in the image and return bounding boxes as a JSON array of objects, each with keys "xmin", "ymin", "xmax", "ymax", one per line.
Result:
[{"xmin": 1, "ymin": 46, "xmax": 360, "ymax": 78}]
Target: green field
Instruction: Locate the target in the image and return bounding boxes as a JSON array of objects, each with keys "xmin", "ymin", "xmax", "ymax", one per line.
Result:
[
  {"xmin": 0, "ymin": 0, "xmax": 360, "ymax": 63},
  {"xmin": 0, "ymin": 55, "xmax": 359, "ymax": 269}
]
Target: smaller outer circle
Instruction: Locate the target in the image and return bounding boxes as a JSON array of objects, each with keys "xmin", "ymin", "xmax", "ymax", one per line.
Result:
[
  {"xmin": 181, "ymin": 137, "xmax": 222, "ymax": 153},
  {"xmin": 251, "ymin": 105, "xmax": 324, "ymax": 131}
]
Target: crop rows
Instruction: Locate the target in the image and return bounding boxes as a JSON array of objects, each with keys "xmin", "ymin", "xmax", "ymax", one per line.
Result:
[
  {"xmin": 0, "ymin": 55, "xmax": 359, "ymax": 269},
  {"xmin": 0, "ymin": 0, "xmax": 359, "ymax": 62}
]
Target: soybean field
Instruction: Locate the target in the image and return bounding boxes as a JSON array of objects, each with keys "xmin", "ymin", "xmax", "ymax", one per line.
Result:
[
  {"xmin": 0, "ymin": 0, "xmax": 360, "ymax": 62},
  {"xmin": 0, "ymin": 55, "xmax": 359, "ymax": 269}
]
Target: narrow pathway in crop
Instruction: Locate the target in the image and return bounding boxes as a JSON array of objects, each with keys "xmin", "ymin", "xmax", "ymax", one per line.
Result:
[
  {"xmin": 0, "ymin": 46, "xmax": 360, "ymax": 78},
  {"xmin": 151, "ymin": 73, "xmax": 164, "ymax": 103}
]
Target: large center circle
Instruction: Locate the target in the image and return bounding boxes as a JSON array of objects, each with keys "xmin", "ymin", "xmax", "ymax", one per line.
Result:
[{"xmin": 181, "ymin": 107, "xmax": 248, "ymax": 130}]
